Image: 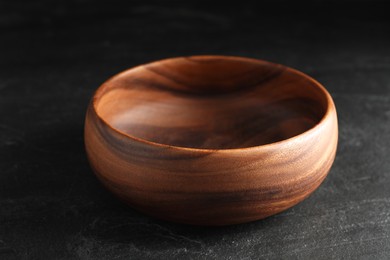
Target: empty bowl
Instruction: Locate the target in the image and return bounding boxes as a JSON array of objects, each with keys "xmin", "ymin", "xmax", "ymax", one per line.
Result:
[{"xmin": 84, "ymin": 55, "xmax": 338, "ymax": 225}]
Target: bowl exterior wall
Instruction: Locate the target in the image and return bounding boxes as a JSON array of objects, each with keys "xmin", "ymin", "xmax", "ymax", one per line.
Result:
[{"xmin": 85, "ymin": 98, "xmax": 338, "ymax": 226}]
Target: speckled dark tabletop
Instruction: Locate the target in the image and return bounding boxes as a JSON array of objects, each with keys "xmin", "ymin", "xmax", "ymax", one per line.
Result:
[{"xmin": 1, "ymin": 1, "xmax": 389, "ymax": 259}]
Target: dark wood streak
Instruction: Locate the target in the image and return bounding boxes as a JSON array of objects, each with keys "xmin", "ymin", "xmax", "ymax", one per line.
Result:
[
  {"xmin": 91, "ymin": 112, "xmax": 215, "ymax": 163},
  {"xmin": 143, "ymin": 62, "xmax": 285, "ymax": 96},
  {"xmin": 92, "ymin": 162, "xmax": 332, "ymax": 226},
  {"xmin": 84, "ymin": 55, "xmax": 338, "ymax": 225},
  {"xmin": 91, "ymin": 137, "xmax": 335, "ymax": 204},
  {"xmin": 120, "ymin": 65, "xmax": 285, "ymax": 102}
]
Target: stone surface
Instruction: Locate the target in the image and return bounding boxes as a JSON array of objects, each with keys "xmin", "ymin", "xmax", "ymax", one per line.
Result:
[{"xmin": 0, "ymin": 1, "xmax": 389, "ymax": 259}]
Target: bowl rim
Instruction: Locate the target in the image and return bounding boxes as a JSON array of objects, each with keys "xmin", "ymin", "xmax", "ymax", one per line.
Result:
[{"xmin": 90, "ymin": 55, "xmax": 336, "ymax": 153}]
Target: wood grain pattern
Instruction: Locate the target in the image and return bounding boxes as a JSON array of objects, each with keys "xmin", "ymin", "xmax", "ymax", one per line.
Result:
[{"xmin": 84, "ymin": 56, "xmax": 338, "ymax": 225}]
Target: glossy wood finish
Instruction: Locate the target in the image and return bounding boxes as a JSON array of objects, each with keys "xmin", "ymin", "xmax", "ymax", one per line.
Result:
[{"xmin": 84, "ymin": 56, "xmax": 338, "ymax": 225}]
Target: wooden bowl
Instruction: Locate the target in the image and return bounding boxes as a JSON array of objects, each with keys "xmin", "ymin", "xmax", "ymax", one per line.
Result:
[{"xmin": 84, "ymin": 55, "xmax": 338, "ymax": 226}]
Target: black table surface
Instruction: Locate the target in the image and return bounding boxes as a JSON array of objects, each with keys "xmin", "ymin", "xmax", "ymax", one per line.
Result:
[{"xmin": 1, "ymin": 1, "xmax": 389, "ymax": 259}]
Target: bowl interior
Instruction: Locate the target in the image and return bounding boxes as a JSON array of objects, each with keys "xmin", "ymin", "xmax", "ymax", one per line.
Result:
[{"xmin": 95, "ymin": 56, "xmax": 328, "ymax": 149}]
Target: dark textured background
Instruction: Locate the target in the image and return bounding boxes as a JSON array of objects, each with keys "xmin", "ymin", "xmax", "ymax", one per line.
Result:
[{"xmin": 1, "ymin": 1, "xmax": 390, "ymax": 259}]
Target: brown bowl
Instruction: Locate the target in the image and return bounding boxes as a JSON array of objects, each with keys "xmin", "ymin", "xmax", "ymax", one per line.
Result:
[{"xmin": 84, "ymin": 55, "xmax": 338, "ymax": 226}]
